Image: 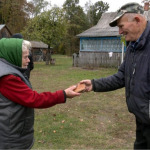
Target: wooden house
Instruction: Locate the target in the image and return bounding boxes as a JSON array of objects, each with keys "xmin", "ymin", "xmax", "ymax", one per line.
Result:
[
  {"xmin": 0, "ymin": 24, "xmax": 12, "ymax": 38},
  {"xmin": 30, "ymin": 41, "xmax": 49, "ymax": 62},
  {"xmin": 75, "ymin": 12, "xmax": 124, "ymax": 68}
]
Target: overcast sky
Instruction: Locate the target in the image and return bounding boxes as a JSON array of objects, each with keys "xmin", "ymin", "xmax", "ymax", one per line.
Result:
[{"xmin": 50, "ymin": 0, "xmax": 143, "ymax": 12}]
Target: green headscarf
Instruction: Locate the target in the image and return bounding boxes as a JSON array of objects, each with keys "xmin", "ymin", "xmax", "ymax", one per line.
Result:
[{"xmin": 0, "ymin": 38, "xmax": 23, "ymax": 67}]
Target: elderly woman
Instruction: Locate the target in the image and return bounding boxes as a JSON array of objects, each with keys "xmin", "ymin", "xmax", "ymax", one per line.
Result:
[{"xmin": 0, "ymin": 38, "xmax": 80, "ymax": 149}]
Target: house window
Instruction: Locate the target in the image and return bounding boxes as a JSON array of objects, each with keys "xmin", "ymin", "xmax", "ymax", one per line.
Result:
[{"xmin": 80, "ymin": 37, "xmax": 125, "ymax": 52}]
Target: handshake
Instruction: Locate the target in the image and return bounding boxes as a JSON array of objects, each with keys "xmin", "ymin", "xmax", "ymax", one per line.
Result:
[{"xmin": 64, "ymin": 80, "xmax": 93, "ymax": 99}]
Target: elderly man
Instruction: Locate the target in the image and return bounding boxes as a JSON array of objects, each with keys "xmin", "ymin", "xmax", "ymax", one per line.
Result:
[
  {"xmin": 80, "ymin": 2, "xmax": 150, "ymax": 149},
  {"xmin": 0, "ymin": 38, "xmax": 80, "ymax": 149}
]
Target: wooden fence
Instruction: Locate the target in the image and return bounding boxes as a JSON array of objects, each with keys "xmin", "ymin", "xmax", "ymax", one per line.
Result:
[{"xmin": 73, "ymin": 51, "xmax": 124, "ymax": 69}]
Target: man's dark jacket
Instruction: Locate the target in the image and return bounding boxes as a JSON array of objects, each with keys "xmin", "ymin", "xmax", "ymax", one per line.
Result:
[
  {"xmin": 92, "ymin": 21, "xmax": 150, "ymax": 125},
  {"xmin": 0, "ymin": 59, "xmax": 34, "ymax": 149}
]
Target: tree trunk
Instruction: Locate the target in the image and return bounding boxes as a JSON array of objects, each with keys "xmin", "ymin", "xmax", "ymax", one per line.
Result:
[{"xmin": 45, "ymin": 45, "xmax": 51, "ymax": 65}]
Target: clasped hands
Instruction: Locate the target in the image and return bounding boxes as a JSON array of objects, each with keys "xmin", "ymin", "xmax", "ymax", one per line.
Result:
[{"xmin": 64, "ymin": 79, "xmax": 93, "ymax": 99}]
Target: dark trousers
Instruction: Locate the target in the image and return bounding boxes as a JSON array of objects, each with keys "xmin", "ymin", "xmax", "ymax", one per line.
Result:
[{"xmin": 134, "ymin": 119, "xmax": 150, "ymax": 149}]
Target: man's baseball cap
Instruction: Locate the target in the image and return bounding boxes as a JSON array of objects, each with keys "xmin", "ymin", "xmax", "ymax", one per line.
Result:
[{"xmin": 109, "ymin": 2, "xmax": 144, "ymax": 27}]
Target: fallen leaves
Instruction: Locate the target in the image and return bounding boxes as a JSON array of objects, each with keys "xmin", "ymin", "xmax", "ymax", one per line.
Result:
[
  {"xmin": 39, "ymin": 130, "xmax": 43, "ymax": 133},
  {"xmin": 53, "ymin": 130, "xmax": 56, "ymax": 133},
  {"xmin": 62, "ymin": 120, "xmax": 65, "ymax": 123},
  {"xmin": 38, "ymin": 140, "xmax": 45, "ymax": 143}
]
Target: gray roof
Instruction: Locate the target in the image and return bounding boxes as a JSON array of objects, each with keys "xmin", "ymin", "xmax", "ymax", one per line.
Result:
[
  {"xmin": 0, "ymin": 24, "xmax": 5, "ymax": 30},
  {"xmin": 76, "ymin": 10, "xmax": 150, "ymax": 38},
  {"xmin": 76, "ymin": 12, "xmax": 119, "ymax": 38},
  {"xmin": 0, "ymin": 24, "xmax": 12, "ymax": 35},
  {"xmin": 30, "ymin": 41, "xmax": 48, "ymax": 49}
]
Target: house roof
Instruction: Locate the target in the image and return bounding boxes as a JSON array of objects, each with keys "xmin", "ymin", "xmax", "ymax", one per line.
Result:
[
  {"xmin": 76, "ymin": 10, "xmax": 150, "ymax": 38},
  {"xmin": 76, "ymin": 12, "xmax": 119, "ymax": 38},
  {"xmin": 30, "ymin": 41, "xmax": 48, "ymax": 49},
  {"xmin": 0, "ymin": 25, "xmax": 5, "ymax": 30},
  {"xmin": 0, "ymin": 24, "xmax": 12, "ymax": 35}
]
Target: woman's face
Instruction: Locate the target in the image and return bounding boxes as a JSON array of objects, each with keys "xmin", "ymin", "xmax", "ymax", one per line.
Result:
[{"xmin": 22, "ymin": 50, "xmax": 30, "ymax": 68}]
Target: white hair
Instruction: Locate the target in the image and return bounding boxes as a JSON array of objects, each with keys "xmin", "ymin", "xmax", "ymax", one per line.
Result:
[
  {"xmin": 125, "ymin": 13, "xmax": 147, "ymax": 22},
  {"xmin": 22, "ymin": 40, "xmax": 32, "ymax": 52}
]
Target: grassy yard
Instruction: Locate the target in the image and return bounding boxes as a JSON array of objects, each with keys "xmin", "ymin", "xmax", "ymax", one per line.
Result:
[{"xmin": 30, "ymin": 54, "xmax": 135, "ymax": 149}]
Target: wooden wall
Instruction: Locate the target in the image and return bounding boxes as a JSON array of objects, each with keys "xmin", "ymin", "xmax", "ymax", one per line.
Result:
[
  {"xmin": 0, "ymin": 27, "xmax": 12, "ymax": 38},
  {"xmin": 31, "ymin": 48, "xmax": 47, "ymax": 62}
]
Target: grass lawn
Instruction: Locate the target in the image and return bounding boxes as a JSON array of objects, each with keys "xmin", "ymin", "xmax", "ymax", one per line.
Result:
[{"xmin": 31, "ymin": 54, "xmax": 135, "ymax": 149}]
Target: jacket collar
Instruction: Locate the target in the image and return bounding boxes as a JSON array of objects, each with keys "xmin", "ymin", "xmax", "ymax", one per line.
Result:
[
  {"xmin": 135, "ymin": 21, "xmax": 150, "ymax": 50},
  {"xmin": 0, "ymin": 58, "xmax": 27, "ymax": 74}
]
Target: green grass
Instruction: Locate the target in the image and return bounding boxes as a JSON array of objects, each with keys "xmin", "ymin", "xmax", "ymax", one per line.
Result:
[{"xmin": 31, "ymin": 54, "xmax": 135, "ymax": 149}]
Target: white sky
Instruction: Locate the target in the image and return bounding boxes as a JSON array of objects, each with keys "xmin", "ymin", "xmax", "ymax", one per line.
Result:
[{"xmin": 50, "ymin": 0, "xmax": 143, "ymax": 12}]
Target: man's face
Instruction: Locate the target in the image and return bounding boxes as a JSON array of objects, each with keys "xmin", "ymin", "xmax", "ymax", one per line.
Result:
[
  {"xmin": 22, "ymin": 50, "xmax": 30, "ymax": 68},
  {"xmin": 117, "ymin": 15, "xmax": 139, "ymax": 41}
]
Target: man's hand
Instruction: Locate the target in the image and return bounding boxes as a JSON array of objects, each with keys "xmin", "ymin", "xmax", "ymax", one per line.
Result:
[
  {"xmin": 64, "ymin": 85, "xmax": 81, "ymax": 99},
  {"xmin": 80, "ymin": 80, "xmax": 92, "ymax": 92}
]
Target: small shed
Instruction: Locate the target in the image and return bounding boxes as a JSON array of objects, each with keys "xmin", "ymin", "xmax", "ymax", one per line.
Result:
[
  {"xmin": 75, "ymin": 12, "xmax": 124, "ymax": 68},
  {"xmin": 30, "ymin": 41, "xmax": 49, "ymax": 62},
  {"xmin": 0, "ymin": 24, "xmax": 12, "ymax": 38}
]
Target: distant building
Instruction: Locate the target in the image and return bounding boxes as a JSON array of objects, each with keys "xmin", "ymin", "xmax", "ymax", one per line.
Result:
[
  {"xmin": 30, "ymin": 41, "xmax": 49, "ymax": 62},
  {"xmin": 74, "ymin": 12, "xmax": 124, "ymax": 68},
  {"xmin": 0, "ymin": 24, "xmax": 12, "ymax": 38}
]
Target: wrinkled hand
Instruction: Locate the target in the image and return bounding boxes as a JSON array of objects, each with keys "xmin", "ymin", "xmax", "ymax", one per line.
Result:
[
  {"xmin": 80, "ymin": 80, "xmax": 92, "ymax": 92},
  {"xmin": 64, "ymin": 85, "xmax": 81, "ymax": 99}
]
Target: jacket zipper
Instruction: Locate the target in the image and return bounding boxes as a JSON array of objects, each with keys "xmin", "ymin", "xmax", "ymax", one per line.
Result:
[
  {"xmin": 129, "ymin": 50, "xmax": 135, "ymax": 95},
  {"xmin": 149, "ymin": 100, "xmax": 150, "ymax": 118}
]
